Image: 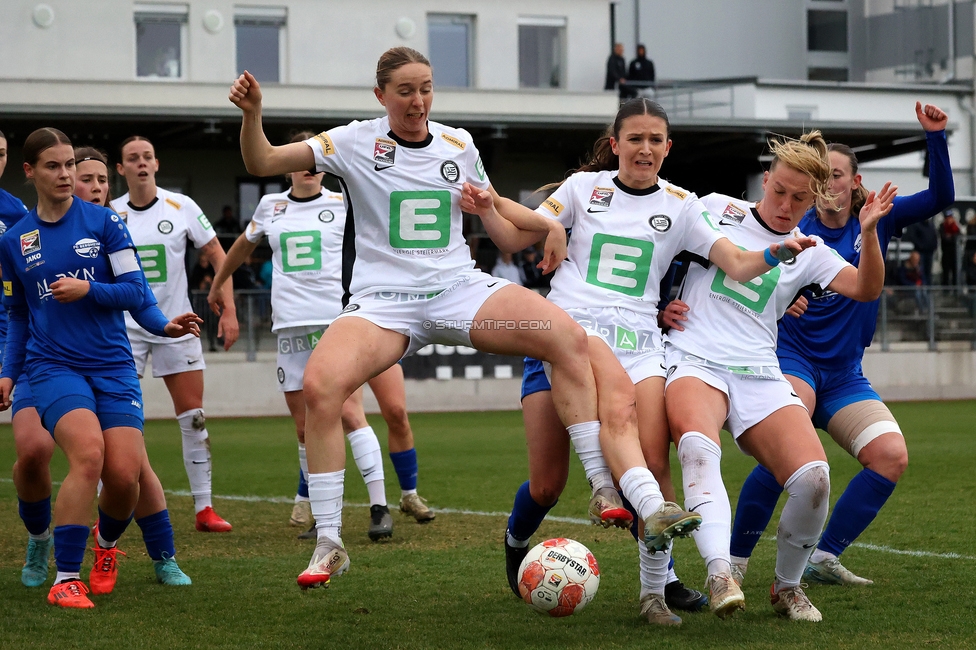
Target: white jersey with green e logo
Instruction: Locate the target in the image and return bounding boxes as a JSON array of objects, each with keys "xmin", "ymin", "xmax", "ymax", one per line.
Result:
[
  {"xmin": 537, "ymin": 171, "xmax": 723, "ymax": 319},
  {"xmin": 304, "ymin": 117, "xmax": 488, "ymax": 298},
  {"xmin": 666, "ymin": 193, "xmax": 851, "ymax": 367},
  {"xmin": 110, "ymin": 187, "xmax": 216, "ymax": 344},
  {"xmin": 244, "ymin": 190, "xmax": 344, "ymax": 331}
]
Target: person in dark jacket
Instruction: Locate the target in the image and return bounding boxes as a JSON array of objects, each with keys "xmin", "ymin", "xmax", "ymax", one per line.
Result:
[
  {"xmin": 628, "ymin": 44, "xmax": 655, "ymax": 93},
  {"xmin": 605, "ymin": 43, "xmax": 634, "ymax": 99}
]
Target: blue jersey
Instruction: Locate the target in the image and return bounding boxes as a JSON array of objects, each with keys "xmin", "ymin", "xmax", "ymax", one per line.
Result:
[
  {"xmin": 0, "ymin": 198, "xmax": 145, "ymax": 378},
  {"xmin": 0, "ymin": 189, "xmax": 29, "ymax": 347},
  {"xmin": 777, "ymin": 130, "xmax": 954, "ymax": 369}
]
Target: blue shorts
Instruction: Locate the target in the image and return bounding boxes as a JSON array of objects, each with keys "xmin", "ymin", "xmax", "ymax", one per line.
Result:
[
  {"xmin": 521, "ymin": 357, "xmax": 551, "ymax": 400},
  {"xmin": 10, "ymin": 373, "xmax": 35, "ymax": 418},
  {"xmin": 778, "ymin": 349, "xmax": 881, "ymax": 430},
  {"xmin": 27, "ymin": 365, "xmax": 145, "ymax": 434}
]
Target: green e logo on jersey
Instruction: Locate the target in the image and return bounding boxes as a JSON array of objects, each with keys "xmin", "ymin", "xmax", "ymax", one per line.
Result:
[
  {"xmin": 197, "ymin": 214, "xmax": 213, "ymax": 231},
  {"xmin": 585, "ymin": 234, "xmax": 654, "ymax": 297},
  {"xmin": 390, "ymin": 191, "xmax": 451, "ymax": 249},
  {"xmin": 137, "ymin": 244, "xmax": 167, "ymax": 283},
  {"xmin": 280, "ymin": 231, "xmax": 322, "ymax": 272},
  {"xmin": 711, "ymin": 266, "xmax": 781, "ymax": 312}
]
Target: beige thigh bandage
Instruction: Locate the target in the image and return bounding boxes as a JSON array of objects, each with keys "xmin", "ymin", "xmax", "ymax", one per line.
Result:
[{"xmin": 826, "ymin": 400, "xmax": 902, "ymax": 459}]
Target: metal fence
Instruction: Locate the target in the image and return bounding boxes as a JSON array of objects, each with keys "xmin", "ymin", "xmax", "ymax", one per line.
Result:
[{"xmin": 875, "ymin": 285, "xmax": 976, "ymax": 350}]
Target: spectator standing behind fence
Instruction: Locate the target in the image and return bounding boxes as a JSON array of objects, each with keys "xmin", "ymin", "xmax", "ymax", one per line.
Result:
[
  {"xmin": 939, "ymin": 211, "xmax": 961, "ymax": 285},
  {"xmin": 896, "ymin": 250, "xmax": 927, "ymax": 312},
  {"xmin": 904, "ymin": 218, "xmax": 937, "ymax": 283},
  {"xmin": 215, "ymin": 205, "xmax": 241, "ymax": 235},
  {"xmin": 189, "ymin": 250, "xmax": 218, "ymax": 351},
  {"xmin": 628, "ymin": 45, "xmax": 655, "ymax": 94},
  {"xmin": 605, "ymin": 43, "xmax": 635, "ymax": 100},
  {"xmin": 966, "ymin": 250, "xmax": 976, "ymax": 286},
  {"xmin": 491, "ymin": 251, "xmax": 526, "ymax": 285}
]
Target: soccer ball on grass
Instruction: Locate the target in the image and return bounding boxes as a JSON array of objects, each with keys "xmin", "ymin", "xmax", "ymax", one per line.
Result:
[{"xmin": 517, "ymin": 538, "xmax": 600, "ymax": 617}]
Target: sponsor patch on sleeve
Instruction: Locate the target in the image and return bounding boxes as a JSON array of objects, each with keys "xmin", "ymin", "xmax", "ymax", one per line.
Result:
[
  {"xmin": 313, "ymin": 132, "xmax": 335, "ymax": 156},
  {"xmin": 164, "ymin": 198, "xmax": 182, "ymax": 211},
  {"xmin": 542, "ymin": 197, "xmax": 564, "ymax": 216},
  {"xmin": 3, "ymin": 281, "xmax": 12, "ymax": 297},
  {"xmin": 665, "ymin": 186, "xmax": 688, "ymax": 200},
  {"xmin": 198, "ymin": 214, "xmax": 213, "ymax": 230},
  {"xmin": 440, "ymin": 133, "xmax": 467, "ymax": 150}
]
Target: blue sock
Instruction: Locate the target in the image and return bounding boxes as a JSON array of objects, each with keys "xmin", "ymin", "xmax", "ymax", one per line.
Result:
[
  {"xmin": 389, "ymin": 449, "xmax": 419, "ymax": 492},
  {"xmin": 730, "ymin": 464, "xmax": 783, "ymax": 559},
  {"xmin": 53, "ymin": 525, "xmax": 90, "ymax": 573},
  {"xmin": 18, "ymin": 496, "xmax": 52, "ymax": 536},
  {"xmin": 297, "ymin": 467, "xmax": 309, "ymax": 499},
  {"xmin": 136, "ymin": 510, "xmax": 176, "ymax": 561},
  {"xmin": 97, "ymin": 507, "xmax": 133, "ymax": 544},
  {"xmin": 507, "ymin": 481, "xmax": 554, "ymax": 542},
  {"xmin": 819, "ymin": 468, "xmax": 896, "ymax": 557},
  {"xmin": 619, "ymin": 492, "xmax": 640, "ymax": 543}
]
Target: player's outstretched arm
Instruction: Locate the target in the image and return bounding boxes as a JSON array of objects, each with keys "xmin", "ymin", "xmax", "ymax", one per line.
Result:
[
  {"xmin": 230, "ymin": 71, "xmax": 314, "ymax": 177},
  {"xmin": 708, "ymin": 236, "xmax": 818, "ymax": 283},
  {"xmin": 828, "ymin": 183, "xmax": 896, "ymax": 302}
]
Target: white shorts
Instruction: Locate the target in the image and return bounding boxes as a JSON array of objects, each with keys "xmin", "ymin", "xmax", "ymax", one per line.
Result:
[
  {"xmin": 336, "ymin": 271, "xmax": 510, "ymax": 357},
  {"xmin": 664, "ymin": 345, "xmax": 804, "ymax": 439},
  {"xmin": 566, "ymin": 306, "xmax": 666, "ymax": 384},
  {"xmin": 130, "ymin": 336, "xmax": 206, "ymax": 378},
  {"xmin": 276, "ymin": 324, "xmax": 329, "ymax": 392}
]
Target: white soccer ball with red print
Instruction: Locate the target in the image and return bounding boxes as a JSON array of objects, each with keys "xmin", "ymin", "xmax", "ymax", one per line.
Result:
[{"xmin": 517, "ymin": 538, "xmax": 600, "ymax": 617}]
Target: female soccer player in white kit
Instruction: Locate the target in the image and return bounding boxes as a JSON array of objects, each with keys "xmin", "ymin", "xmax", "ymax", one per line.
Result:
[
  {"xmin": 230, "ymin": 47, "xmax": 610, "ymax": 590},
  {"xmin": 488, "ymin": 98, "xmax": 817, "ymax": 624},
  {"xmin": 209, "ymin": 133, "xmax": 435, "ymax": 540},
  {"xmin": 111, "ymin": 137, "xmax": 235, "ymax": 533},
  {"xmin": 662, "ymin": 132, "xmax": 895, "ymax": 621}
]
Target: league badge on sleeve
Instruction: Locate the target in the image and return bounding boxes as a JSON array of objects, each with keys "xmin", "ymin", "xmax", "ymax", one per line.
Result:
[
  {"xmin": 20, "ymin": 230, "xmax": 40, "ymax": 256},
  {"xmin": 588, "ymin": 187, "xmax": 614, "ymax": 211},
  {"xmin": 719, "ymin": 203, "xmax": 746, "ymax": 226},
  {"xmin": 272, "ymin": 202, "xmax": 288, "ymax": 220}
]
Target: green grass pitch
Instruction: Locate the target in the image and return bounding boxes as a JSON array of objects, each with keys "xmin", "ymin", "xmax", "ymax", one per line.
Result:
[{"xmin": 1, "ymin": 401, "xmax": 974, "ymax": 649}]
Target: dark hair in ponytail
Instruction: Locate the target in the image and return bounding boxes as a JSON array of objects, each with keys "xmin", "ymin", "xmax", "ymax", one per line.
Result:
[{"xmin": 23, "ymin": 127, "xmax": 72, "ymax": 166}]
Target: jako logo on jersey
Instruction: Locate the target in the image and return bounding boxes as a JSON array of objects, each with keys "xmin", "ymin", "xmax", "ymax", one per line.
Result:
[
  {"xmin": 373, "ymin": 138, "xmax": 397, "ymax": 167},
  {"xmin": 318, "ymin": 210, "xmax": 335, "ymax": 223},
  {"xmin": 37, "ymin": 267, "xmax": 96, "ymax": 299},
  {"xmin": 649, "ymin": 215, "xmax": 672, "ymax": 232},
  {"xmin": 130, "ymin": 399, "xmax": 142, "ymax": 408},
  {"xmin": 854, "ymin": 233, "xmax": 862, "ymax": 253},
  {"xmin": 73, "ymin": 238, "xmax": 101, "ymax": 258},
  {"xmin": 20, "ymin": 230, "xmax": 40, "ymax": 256},
  {"xmin": 440, "ymin": 160, "xmax": 460, "ymax": 183},
  {"xmin": 721, "ymin": 203, "xmax": 746, "ymax": 224},
  {"xmin": 589, "ymin": 187, "xmax": 614, "ymax": 209},
  {"xmin": 110, "ymin": 214, "xmax": 120, "ymax": 223},
  {"xmin": 273, "ymin": 202, "xmax": 288, "ymax": 219},
  {"xmin": 158, "ymin": 220, "xmax": 173, "ymax": 234},
  {"xmin": 542, "ymin": 197, "xmax": 564, "ymax": 216},
  {"xmin": 0, "ymin": 222, "xmax": 6, "ymax": 235}
]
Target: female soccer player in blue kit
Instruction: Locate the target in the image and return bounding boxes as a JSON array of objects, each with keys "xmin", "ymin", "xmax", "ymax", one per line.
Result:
[
  {"xmin": 727, "ymin": 102, "xmax": 954, "ymax": 586},
  {"xmin": 0, "ymin": 129, "xmax": 198, "ymax": 608}
]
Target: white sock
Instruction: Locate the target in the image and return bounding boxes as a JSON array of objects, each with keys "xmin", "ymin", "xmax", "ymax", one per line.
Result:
[
  {"xmin": 29, "ymin": 529, "xmax": 52, "ymax": 542},
  {"xmin": 638, "ymin": 540, "xmax": 670, "ymax": 598},
  {"xmin": 309, "ymin": 470, "xmax": 345, "ymax": 544},
  {"xmin": 177, "ymin": 408, "xmax": 212, "ymax": 513},
  {"xmin": 808, "ymin": 548, "xmax": 835, "ymax": 564},
  {"xmin": 96, "ymin": 529, "xmax": 117, "ymax": 549},
  {"xmin": 566, "ymin": 421, "xmax": 613, "ymax": 492},
  {"xmin": 666, "ymin": 564, "xmax": 678, "ymax": 585},
  {"xmin": 775, "ymin": 461, "xmax": 830, "ymax": 589},
  {"xmin": 296, "ymin": 442, "xmax": 309, "ymax": 503},
  {"xmin": 676, "ymin": 432, "xmax": 731, "ymax": 577},
  {"xmin": 55, "ymin": 571, "xmax": 81, "ymax": 583},
  {"xmin": 506, "ymin": 531, "xmax": 530, "ymax": 549},
  {"xmin": 347, "ymin": 427, "xmax": 386, "ymax": 507},
  {"xmin": 618, "ymin": 467, "xmax": 664, "ymax": 523},
  {"xmin": 401, "ymin": 488, "xmax": 418, "ymax": 498}
]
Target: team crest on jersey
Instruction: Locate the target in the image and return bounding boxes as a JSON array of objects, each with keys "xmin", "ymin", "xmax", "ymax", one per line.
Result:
[
  {"xmin": 73, "ymin": 238, "xmax": 101, "ymax": 259},
  {"xmin": 373, "ymin": 138, "xmax": 397, "ymax": 167},
  {"xmin": 589, "ymin": 187, "xmax": 614, "ymax": 209},
  {"xmin": 110, "ymin": 214, "xmax": 120, "ymax": 223},
  {"xmin": 158, "ymin": 220, "xmax": 174, "ymax": 234},
  {"xmin": 273, "ymin": 202, "xmax": 288, "ymax": 219},
  {"xmin": 720, "ymin": 203, "xmax": 747, "ymax": 225},
  {"xmin": 440, "ymin": 160, "xmax": 460, "ymax": 183},
  {"xmin": 20, "ymin": 230, "xmax": 40, "ymax": 256},
  {"xmin": 318, "ymin": 210, "xmax": 335, "ymax": 223},
  {"xmin": 649, "ymin": 215, "xmax": 672, "ymax": 232}
]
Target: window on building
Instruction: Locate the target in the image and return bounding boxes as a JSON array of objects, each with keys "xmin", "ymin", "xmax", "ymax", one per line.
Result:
[
  {"xmin": 808, "ymin": 10, "xmax": 848, "ymax": 52},
  {"xmin": 135, "ymin": 4, "xmax": 188, "ymax": 78},
  {"xmin": 428, "ymin": 14, "xmax": 474, "ymax": 88},
  {"xmin": 518, "ymin": 17, "xmax": 566, "ymax": 89},
  {"xmin": 808, "ymin": 67, "xmax": 849, "ymax": 81},
  {"xmin": 236, "ymin": 8, "xmax": 286, "ymax": 83}
]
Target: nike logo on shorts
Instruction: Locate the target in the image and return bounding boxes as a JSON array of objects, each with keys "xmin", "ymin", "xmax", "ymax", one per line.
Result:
[{"xmin": 188, "ymin": 359, "xmax": 200, "ymax": 365}]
